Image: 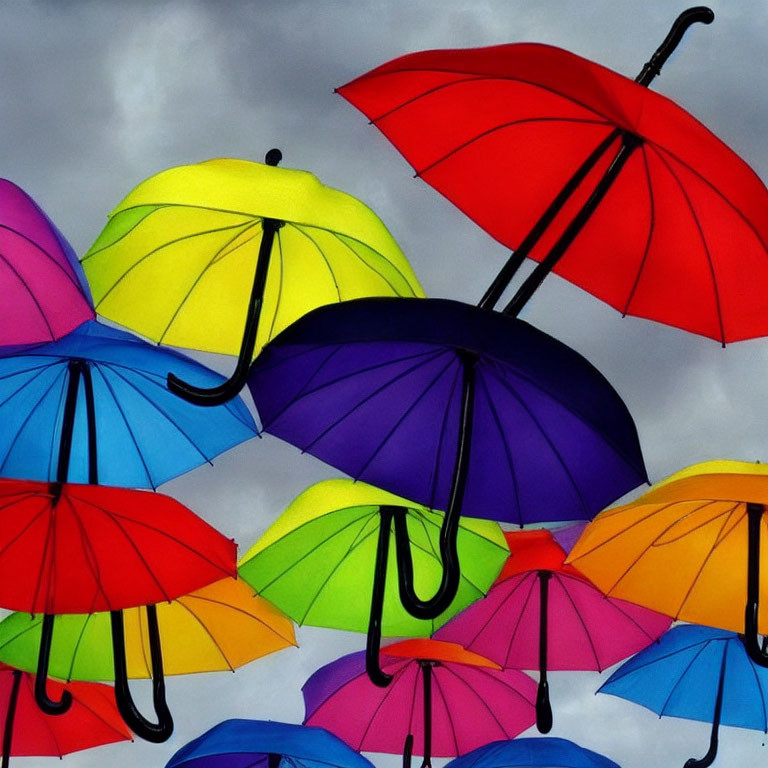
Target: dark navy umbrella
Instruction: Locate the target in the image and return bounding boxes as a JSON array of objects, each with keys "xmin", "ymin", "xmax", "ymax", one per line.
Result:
[
  {"xmin": 165, "ymin": 719, "xmax": 377, "ymax": 768},
  {"xmin": 248, "ymin": 297, "xmax": 646, "ymax": 683},
  {"xmin": 599, "ymin": 624, "xmax": 768, "ymax": 768},
  {"xmin": 443, "ymin": 737, "xmax": 620, "ymax": 768}
]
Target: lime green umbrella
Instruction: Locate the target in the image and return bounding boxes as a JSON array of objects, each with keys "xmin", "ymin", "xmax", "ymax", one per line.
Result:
[
  {"xmin": 81, "ymin": 152, "xmax": 424, "ymax": 405},
  {"xmin": 238, "ymin": 478, "xmax": 508, "ymax": 686}
]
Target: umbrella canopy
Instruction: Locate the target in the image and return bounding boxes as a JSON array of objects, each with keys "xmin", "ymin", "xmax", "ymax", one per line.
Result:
[
  {"xmin": 0, "ymin": 320, "xmax": 257, "ymax": 488},
  {"xmin": 336, "ymin": 11, "xmax": 768, "ymax": 343},
  {"xmin": 165, "ymin": 719, "xmax": 376, "ymax": 768},
  {"xmin": 81, "ymin": 155, "xmax": 424, "ymax": 405},
  {"xmin": 238, "ymin": 478, "xmax": 507, "ymax": 684},
  {"xmin": 0, "ymin": 179, "xmax": 94, "ymax": 348},
  {"xmin": 0, "ymin": 664, "xmax": 132, "ymax": 768},
  {"xmin": 436, "ymin": 529, "xmax": 670, "ymax": 731},
  {"xmin": 599, "ymin": 624, "xmax": 768, "ymax": 768},
  {"xmin": 0, "ymin": 577, "xmax": 295, "ymax": 680},
  {"xmin": 303, "ymin": 638, "xmax": 537, "ymax": 767},
  {"xmin": 444, "ymin": 737, "xmax": 620, "ymax": 768}
]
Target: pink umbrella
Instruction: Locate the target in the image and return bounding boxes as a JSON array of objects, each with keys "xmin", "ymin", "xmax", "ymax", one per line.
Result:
[
  {"xmin": 0, "ymin": 179, "xmax": 93, "ymax": 347},
  {"xmin": 303, "ymin": 638, "xmax": 536, "ymax": 768},
  {"xmin": 436, "ymin": 530, "xmax": 671, "ymax": 734}
]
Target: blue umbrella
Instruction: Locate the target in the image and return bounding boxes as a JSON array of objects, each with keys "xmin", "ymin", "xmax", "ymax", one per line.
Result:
[
  {"xmin": 599, "ymin": 624, "xmax": 768, "ymax": 768},
  {"xmin": 0, "ymin": 319, "xmax": 257, "ymax": 488},
  {"xmin": 165, "ymin": 719, "xmax": 377, "ymax": 768},
  {"xmin": 443, "ymin": 738, "xmax": 620, "ymax": 768}
]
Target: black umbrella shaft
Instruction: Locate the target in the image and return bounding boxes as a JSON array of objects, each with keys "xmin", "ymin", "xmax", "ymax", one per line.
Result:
[
  {"xmin": 536, "ymin": 570, "xmax": 553, "ymax": 733},
  {"xmin": 1, "ymin": 670, "xmax": 21, "ymax": 768},
  {"xmin": 420, "ymin": 662, "xmax": 433, "ymax": 768},
  {"xmin": 56, "ymin": 359, "xmax": 84, "ymax": 484},
  {"xmin": 742, "ymin": 503, "xmax": 768, "ymax": 667},
  {"xmin": 81, "ymin": 364, "xmax": 98, "ymax": 484},
  {"xmin": 683, "ymin": 650, "xmax": 725, "ymax": 768},
  {"xmin": 268, "ymin": 754, "xmax": 282, "ymax": 768},
  {"xmin": 366, "ymin": 505, "xmax": 394, "ymax": 687}
]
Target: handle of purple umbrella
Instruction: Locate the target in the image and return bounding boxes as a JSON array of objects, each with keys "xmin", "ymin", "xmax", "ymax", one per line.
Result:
[
  {"xmin": 402, "ymin": 734, "xmax": 414, "ymax": 768},
  {"xmin": 110, "ymin": 606, "xmax": 174, "ymax": 743},
  {"xmin": 742, "ymin": 503, "xmax": 768, "ymax": 666},
  {"xmin": 683, "ymin": 651, "xmax": 725, "ymax": 768},
  {"xmin": 167, "ymin": 149, "xmax": 283, "ymax": 407},
  {"xmin": 636, "ymin": 7, "xmax": 714, "ymax": 87},
  {"xmin": 34, "ymin": 614, "xmax": 73, "ymax": 715},
  {"xmin": 366, "ymin": 506, "xmax": 395, "ymax": 687}
]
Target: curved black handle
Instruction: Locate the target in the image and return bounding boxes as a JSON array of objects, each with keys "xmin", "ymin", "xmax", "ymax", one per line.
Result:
[
  {"xmin": 167, "ymin": 149, "xmax": 283, "ymax": 407},
  {"xmin": 535, "ymin": 680, "xmax": 553, "ymax": 734},
  {"xmin": 683, "ymin": 652, "xmax": 725, "ymax": 768},
  {"xmin": 366, "ymin": 507, "xmax": 394, "ymax": 687},
  {"xmin": 742, "ymin": 503, "xmax": 768, "ymax": 666},
  {"xmin": 111, "ymin": 606, "xmax": 173, "ymax": 743},
  {"xmin": 1, "ymin": 670, "xmax": 22, "ymax": 768},
  {"xmin": 402, "ymin": 734, "xmax": 414, "ymax": 768},
  {"xmin": 34, "ymin": 614, "xmax": 72, "ymax": 715},
  {"xmin": 636, "ymin": 7, "xmax": 714, "ymax": 86}
]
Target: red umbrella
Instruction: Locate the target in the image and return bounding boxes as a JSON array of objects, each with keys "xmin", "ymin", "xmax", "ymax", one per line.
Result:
[
  {"xmin": 435, "ymin": 530, "xmax": 670, "ymax": 733},
  {"xmin": 303, "ymin": 639, "xmax": 536, "ymax": 768},
  {"xmin": 338, "ymin": 9, "xmax": 768, "ymax": 344},
  {"xmin": 0, "ymin": 664, "xmax": 132, "ymax": 768},
  {"xmin": 0, "ymin": 478, "xmax": 236, "ymax": 743}
]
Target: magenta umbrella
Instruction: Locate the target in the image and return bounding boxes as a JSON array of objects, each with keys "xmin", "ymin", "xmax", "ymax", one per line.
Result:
[
  {"xmin": 0, "ymin": 179, "xmax": 93, "ymax": 346},
  {"xmin": 436, "ymin": 529, "xmax": 671, "ymax": 733},
  {"xmin": 303, "ymin": 638, "xmax": 536, "ymax": 768}
]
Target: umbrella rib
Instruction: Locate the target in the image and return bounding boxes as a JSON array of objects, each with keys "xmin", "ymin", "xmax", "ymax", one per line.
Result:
[
  {"xmin": 554, "ymin": 573, "xmax": 602, "ymax": 671},
  {"xmin": 658, "ymin": 640, "xmax": 714, "ymax": 718},
  {"xmin": 156, "ymin": 219, "xmax": 263, "ymax": 346},
  {"xmin": 742, "ymin": 640, "xmax": 768, "ymax": 732},
  {"xmin": 416, "ymin": 116, "xmax": 614, "ymax": 178},
  {"xmin": 352, "ymin": 661, "xmax": 411, "ymax": 749},
  {"xmin": 66, "ymin": 682, "xmax": 135, "ymax": 742},
  {"xmin": 20, "ymin": 673, "xmax": 64, "ymax": 757},
  {"xmin": 652, "ymin": 500, "xmax": 740, "ymax": 546},
  {"xmin": 263, "ymin": 227, "xmax": 285, "ymax": 343},
  {"xmin": 648, "ymin": 145, "xmax": 725, "ymax": 344},
  {"xmin": 620, "ymin": 146, "xmax": 656, "ymax": 317},
  {"xmin": 81, "ymin": 204, "xmax": 159, "ymax": 259},
  {"xmin": 430, "ymin": 667, "xmax": 461, "ymax": 756},
  {"xmin": 0, "ymin": 223, "xmax": 86, "ymax": 294},
  {"xmin": 65, "ymin": 494, "xmax": 111, "ymax": 611},
  {"xmin": 288, "ymin": 225, "xmax": 342, "ymax": 303},
  {"xmin": 67, "ymin": 615, "xmax": 96, "ymax": 682},
  {"xmin": 503, "ymin": 574, "xmax": 538, "ymax": 669},
  {"xmin": 476, "ymin": 369, "xmax": 522, "ymax": 525},
  {"xmin": 302, "ymin": 350, "xmax": 451, "ymax": 455},
  {"xmin": 593, "ymin": 593, "xmax": 663, "ymax": 650},
  {"xmin": 601, "ymin": 638, "xmax": 716, "ymax": 684},
  {"xmin": 30, "ymin": 499, "xmax": 56, "ymax": 613}
]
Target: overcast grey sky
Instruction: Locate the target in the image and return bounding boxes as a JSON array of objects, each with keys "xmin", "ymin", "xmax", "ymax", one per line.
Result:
[{"xmin": 4, "ymin": 1, "xmax": 768, "ymax": 767}]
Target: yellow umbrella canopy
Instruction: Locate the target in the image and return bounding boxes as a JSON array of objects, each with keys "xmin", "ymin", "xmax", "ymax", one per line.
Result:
[
  {"xmin": 81, "ymin": 154, "xmax": 424, "ymax": 404},
  {"xmin": 0, "ymin": 577, "xmax": 296, "ymax": 680},
  {"xmin": 568, "ymin": 460, "xmax": 768, "ymax": 665}
]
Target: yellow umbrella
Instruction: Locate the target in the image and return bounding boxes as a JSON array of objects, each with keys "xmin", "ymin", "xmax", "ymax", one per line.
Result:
[
  {"xmin": 568, "ymin": 460, "xmax": 768, "ymax": 665},
  {"xmin": 81, "ymin": 152, "xmax": 424, "ymax": 405},
  {"xmin": 0, "ymin": 577, "xmax": 297, "ymax": 680}
]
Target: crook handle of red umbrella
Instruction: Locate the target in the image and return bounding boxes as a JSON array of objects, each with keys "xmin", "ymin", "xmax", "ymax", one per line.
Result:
[
  {"xmin": 392, "ymin": 352, "xmax": 476, "ymax": 620},
  {"xmin": 167, "ymin": 148, "xmax": 284, "ymax": 408},
  {"xmin": 111, "ymin": 606, "xmax": 174, "ymax": 743},
  {"xmin": 34, "ymin": 614, "xmax": 72, "ymax": 715},
  {"xmin": 683, "ymin": 650, "xmax": 725, "ymax": 768},
  {"xmin": 366, "ymin": 506, "xmax": 395, "ymax": 687},
  {"xmin": 742, "ymin": 503, "xmax": 768, "ymax": 666},
  {"xmin": 636, "ymin": 7, "xmax": 714, "ymax": 87}
]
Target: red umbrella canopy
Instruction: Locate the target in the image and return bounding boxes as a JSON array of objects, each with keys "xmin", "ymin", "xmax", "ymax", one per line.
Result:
[
  {"xmin": 0, "ymin": 479, "xmax": 236, "ymax": 614},
  {"xmin": 338, "ymin": 39, "xmax": 768, "ymax": 342},
  {"xmin": 0, "ymin": 664, "xmax": 132, "ymax": 761}
]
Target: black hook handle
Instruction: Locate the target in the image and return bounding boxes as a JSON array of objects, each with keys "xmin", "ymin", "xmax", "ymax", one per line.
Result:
[
  {"xmin": 111, "ymin": 606, "xmax": 173, "ymax": 743},
  {"xmin": 402, "ymin": 734, "xmax": 414, "ymax": 768},
  {"xmin": 683, "ymin": 650, "xmax": 725, "ymax": 768},
  {"xmin": 636, "ymin": 7, "xmax": 714, "ymax": 86},
  {"xmin": 366, "ymin": 507, "xmax": 395, "ymax": 687},
  {"xmin": 742, "ymin": 503, "xmax": 768, "ymax": 666},
  {"xmin": 34, "ymin": 614, "xmax": 72, "ymax": 715},
  {"xmin": 167, "ymin": 149, "xmax": 283, "ymax": 407}
]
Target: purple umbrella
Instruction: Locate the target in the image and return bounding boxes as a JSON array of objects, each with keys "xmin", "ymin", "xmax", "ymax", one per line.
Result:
[
  {"xmin": 0, "ymin": 179, "xmax": 93, "ymax": 346},
  {"xmin": 248, "ymin": 297, "xmax": 646, "ymax": 680}
]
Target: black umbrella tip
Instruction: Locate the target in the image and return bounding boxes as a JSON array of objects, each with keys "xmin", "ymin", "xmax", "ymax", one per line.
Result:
[{"xmin": 265, "ymin": 148, "xmax": 283, "ymax": 166}]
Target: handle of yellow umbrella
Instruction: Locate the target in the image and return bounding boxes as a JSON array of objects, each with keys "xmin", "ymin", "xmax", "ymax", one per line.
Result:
[
  {"xmin": 742, "ymin": 503, "xmax": 768, "ymax": 666},
  {"xmin": 110, "ymin": 606, "xmax": 174, "ymax": 743},
  {"xmin": 402, "ymin": 734, "xmax": 414, "ymax": 768},
  {"xmin": 167, "ymin": 149, "xmax": 283, "ymax": 407},
  {"xmin": 34, "ymin": 614, "xmax": 73, "ymax": 715},
  {"xmin": 636, "ymin": 7, "xmax": 714, "ymax": 87},
  {"xmin": 683, "ymin": 651, "xmax": 725, "ymax": 768},
  {"xmin": 366, "ymin": 506, "xmax": 395, "ymax": 687}
]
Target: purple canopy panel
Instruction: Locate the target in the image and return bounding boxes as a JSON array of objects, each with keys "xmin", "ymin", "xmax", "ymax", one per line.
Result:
[{"xmin": 0, "ymin": 179, "xmax": 93, "ymax": 347}]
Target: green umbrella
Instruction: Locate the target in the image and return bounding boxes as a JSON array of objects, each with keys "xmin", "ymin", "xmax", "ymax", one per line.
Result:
[{"xmin": 238, "ymin": 478, "xmax": 508, "ymax": 686}]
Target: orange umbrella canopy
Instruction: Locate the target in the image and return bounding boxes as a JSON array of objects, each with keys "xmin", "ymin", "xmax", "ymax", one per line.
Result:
[{"xmin": 568, "ymin": 460, "xmax": 768, "ymax": 633}]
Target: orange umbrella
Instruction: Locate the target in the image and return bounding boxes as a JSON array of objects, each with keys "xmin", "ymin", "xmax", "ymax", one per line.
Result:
[{"xmin": 568, "ymin": 460, "xmax": 768, "ymax": 666}]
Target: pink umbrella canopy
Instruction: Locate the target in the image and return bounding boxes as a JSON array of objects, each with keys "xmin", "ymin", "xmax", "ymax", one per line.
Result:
[
  {"xmin": 435, "ymin": 530, "xmax": 671, "ymax": 733},
  {"xmin": 0, "ymin": 179, "xmax": 93, "ymax": 347},
  {"xmin": 303, "ymin": 639, "xmax": 536, "ymax": 766}
]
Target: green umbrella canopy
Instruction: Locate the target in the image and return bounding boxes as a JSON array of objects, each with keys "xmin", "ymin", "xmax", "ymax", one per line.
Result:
[{"xmin": 238, "ymin": 478, "xmax": 508, "ymax": 636}]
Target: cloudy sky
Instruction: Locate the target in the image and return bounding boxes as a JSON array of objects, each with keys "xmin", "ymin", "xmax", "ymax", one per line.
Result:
[{"xmin": 3, "ymin": 0, "xmax": 768, "ymax": 766}]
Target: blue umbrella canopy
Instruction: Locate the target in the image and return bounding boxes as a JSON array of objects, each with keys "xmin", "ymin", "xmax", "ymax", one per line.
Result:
[
  {"xmin": 600, "ymin": 624, "xmax": 768, "ymax": 767},
  {"xmin": 444, "ymin": 737, "xmax": 620, "ymax": 768},
  {"xmin": 165, "ymin": 719, "xmax": 377, "ymax": 768},
  {"xmin": 0, "ymin": 319, "xmax": 257, "ymax": 488}
]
